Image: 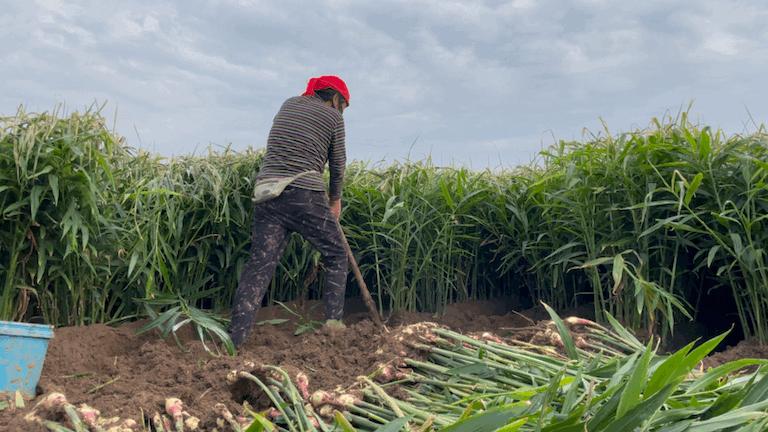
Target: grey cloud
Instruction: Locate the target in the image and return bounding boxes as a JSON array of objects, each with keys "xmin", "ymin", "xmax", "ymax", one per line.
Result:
[{"xmin": 1, "ymin": 0, "xmax": 767, "ymax": 167}]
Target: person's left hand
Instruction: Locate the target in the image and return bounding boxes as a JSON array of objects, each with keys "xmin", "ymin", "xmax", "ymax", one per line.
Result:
[{"xmin": 329, "ymin": 199, "xmax": 341, "ymax": 220}]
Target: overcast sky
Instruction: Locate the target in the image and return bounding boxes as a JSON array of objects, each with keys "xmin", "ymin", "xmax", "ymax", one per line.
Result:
[{"xmin": 2, "ymin": 0, "xmax": 767, "ymax": 168}]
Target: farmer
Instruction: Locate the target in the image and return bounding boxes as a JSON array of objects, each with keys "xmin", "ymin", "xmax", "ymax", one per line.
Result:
[{"xmin": 228, "ymin": 75, "xmax": 350, "ymax": 348}]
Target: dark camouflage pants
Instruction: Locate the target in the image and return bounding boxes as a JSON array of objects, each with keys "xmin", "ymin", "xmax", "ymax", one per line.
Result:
[{"xmin": 229, "ymin": 187, "xmax": 348, "ymax": 347}]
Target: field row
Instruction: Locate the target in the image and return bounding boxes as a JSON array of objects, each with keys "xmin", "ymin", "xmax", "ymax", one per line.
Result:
[{"xmin": 1, "ymin": 107, "xmax": 767, "ymax": 341}]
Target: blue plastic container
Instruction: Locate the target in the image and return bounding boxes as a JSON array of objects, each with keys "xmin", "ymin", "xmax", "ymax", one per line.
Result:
[{"xmin": 0, "ymin": 321, "xmax": 54, "ymax": 398}]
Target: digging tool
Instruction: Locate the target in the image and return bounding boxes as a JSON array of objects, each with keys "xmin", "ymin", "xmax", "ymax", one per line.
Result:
[{"xmin": 335, "ymin": 220, "xmax": 385, "ymax": 328}]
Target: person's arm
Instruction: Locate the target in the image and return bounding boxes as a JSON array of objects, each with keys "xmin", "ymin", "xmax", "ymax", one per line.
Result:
[{"xmin": 328, "ymin": 116, "xmax": 346, "ymax": 219}]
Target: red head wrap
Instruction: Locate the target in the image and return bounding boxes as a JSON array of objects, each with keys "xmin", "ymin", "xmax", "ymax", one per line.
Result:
[{"xmin": 302, "ymin": 75, "xmax": 350, "ymax": 105}]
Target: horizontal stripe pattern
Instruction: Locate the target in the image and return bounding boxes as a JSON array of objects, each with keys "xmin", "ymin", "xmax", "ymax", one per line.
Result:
[{"xmin": 256, "ymin": 95, "xmax": 346, "ymax": 199}]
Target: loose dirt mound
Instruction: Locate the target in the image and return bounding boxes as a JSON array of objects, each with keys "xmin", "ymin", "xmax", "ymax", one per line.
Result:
[
  {"xmin": 2, "ymin": 299, "xmax": 536, "ymax": 431},
  {"xmin": 4, "ymin": 299, "xmax": 762, "ymax": 431},
  {"xmin": 703, "ymin": 338, "xmax": 768, "ymax": 369}
]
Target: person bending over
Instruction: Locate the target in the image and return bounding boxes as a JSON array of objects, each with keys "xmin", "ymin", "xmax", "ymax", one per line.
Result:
[{"xmin": 229, "ymin": 75, "xmax": 350, "ymax": 348}]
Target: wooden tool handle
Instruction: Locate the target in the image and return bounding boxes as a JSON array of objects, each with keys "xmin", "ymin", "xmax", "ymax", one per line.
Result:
[{"xmin": 336, "ymin": 221, "xmax": 384, "ymax": 327}]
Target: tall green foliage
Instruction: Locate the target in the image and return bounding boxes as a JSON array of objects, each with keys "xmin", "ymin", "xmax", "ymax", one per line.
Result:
[
  {"xmin": 0, "ymin": 107, "xmax": 126, "ymax": 324},
  {"xmin": 483, "ymin": 116, "xmax": 768, "ymax": 339},
  {"xmin": 1, "ymin": 106, "xmax": 767, "ymax": 342}
]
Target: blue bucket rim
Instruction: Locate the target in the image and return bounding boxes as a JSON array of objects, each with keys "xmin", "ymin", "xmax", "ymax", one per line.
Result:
[{"xmin": 0, "ymin": 320, "xmax": 54, "ymax": 339}]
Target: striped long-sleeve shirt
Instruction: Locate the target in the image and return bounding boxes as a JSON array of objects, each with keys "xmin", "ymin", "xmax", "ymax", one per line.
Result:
[{"xmin": 256, "ymin": 95, "xmax": 346, "ymax": 200}]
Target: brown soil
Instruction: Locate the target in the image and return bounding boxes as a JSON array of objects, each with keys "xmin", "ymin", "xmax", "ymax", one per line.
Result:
[
  {"xmin": 0, "ymin": 298, "xmax": 538, "ymax": 431},
  {"xmin": 703, "ymin": 338, "xmax": 768, "ymax": 369},
  {"xmin": 3, "ymin": 298, "xmax": 763, "ymax": 431}
]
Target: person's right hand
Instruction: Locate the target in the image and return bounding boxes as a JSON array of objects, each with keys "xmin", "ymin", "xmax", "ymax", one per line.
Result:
[{"xmin": 329, "ymin": 199, "xmax": 341, "ymax": 220}]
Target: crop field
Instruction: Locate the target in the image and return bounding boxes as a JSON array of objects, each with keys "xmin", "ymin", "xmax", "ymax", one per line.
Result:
[{"xmin": 2, "ymin": 107, "xmax": 768, "ymax": 431}]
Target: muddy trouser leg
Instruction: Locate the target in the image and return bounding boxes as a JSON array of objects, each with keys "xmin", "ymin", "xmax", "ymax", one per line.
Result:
[
  {"xmin": 286, "ymin": 191, "xmax": 349, "ymax": 321},
  {"xmin": 229, "ymin": 208, "xmax": 288, "ymax": 347}
]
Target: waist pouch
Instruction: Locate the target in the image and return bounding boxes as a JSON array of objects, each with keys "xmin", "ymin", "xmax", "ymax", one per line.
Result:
[{"xmin": 252, "ymin": 171, "xmax": 319, "ymax": 204}]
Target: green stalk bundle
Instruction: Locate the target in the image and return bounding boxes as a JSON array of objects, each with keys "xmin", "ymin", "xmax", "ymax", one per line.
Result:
[{"xmin": 262, "ymin": 318, "xmax": 768, "ymax": 432}]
